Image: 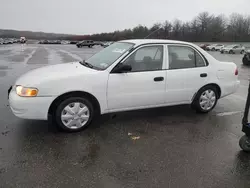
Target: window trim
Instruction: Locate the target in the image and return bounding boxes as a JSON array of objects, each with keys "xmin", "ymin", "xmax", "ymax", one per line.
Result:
[
  {"xmin": 110, "ymin": 44, "xmax": 165, "ymax": 73},
  {"xmin": 110, "ymin": 42, "xmax": 208, "ymax": 73},
  {"xmin": 167, "ymin": 44, "xmax": 207, "ymax": 70}
]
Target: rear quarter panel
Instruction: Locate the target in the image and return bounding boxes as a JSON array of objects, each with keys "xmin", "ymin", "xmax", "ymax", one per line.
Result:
[{"xmin": 216, "ymin": 61, "xmax": 238, "ymax": 97}]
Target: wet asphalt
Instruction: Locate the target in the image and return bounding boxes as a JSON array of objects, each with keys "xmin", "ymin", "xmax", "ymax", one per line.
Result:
[{"xmin": 0, "ymin": 44, "xmax": 250, "ymax": 188}]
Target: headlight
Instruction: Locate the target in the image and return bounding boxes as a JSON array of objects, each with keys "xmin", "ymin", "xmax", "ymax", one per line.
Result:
[{"xmin": 16, "ymin": 86, "xmax": 38, "ymax": 97}]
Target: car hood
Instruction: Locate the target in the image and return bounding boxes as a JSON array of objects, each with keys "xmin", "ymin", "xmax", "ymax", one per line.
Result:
[{"xmin": 15, "ymin": 62, "xmax": 98, "ymax": 87}]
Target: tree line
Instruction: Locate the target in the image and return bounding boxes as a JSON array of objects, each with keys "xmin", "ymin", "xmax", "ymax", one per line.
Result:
[
  {"xmin": 1, "ymin": 12, "xmax": 250, "ymax": 42},
  {"xmin": 85, "ymin": 12, "xmax": 250, "ymax": 42}
]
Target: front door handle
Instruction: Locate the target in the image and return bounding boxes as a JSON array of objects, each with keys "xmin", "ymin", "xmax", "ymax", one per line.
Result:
[
  {"xmin": 154, "ymin": 77, "xmax": 164, "ymax": 82},
  {"xmin": 200, "ymin": 73, "xmax": 207, "ymax": 77}
]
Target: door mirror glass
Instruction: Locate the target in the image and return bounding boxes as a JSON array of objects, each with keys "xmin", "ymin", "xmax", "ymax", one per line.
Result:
[{"xmin": 113, "ymin": 64, "xmax": 132, "ymax": 73}]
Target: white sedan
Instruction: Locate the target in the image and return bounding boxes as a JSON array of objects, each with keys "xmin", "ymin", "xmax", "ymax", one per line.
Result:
[
  {"xmin": 221, "ymin": 45, "xmax": 245, "ymax": 54},
  {"xmin": 8, "ymin": 39, "xmax": 240, "ymax": 132},
  {"xmin": 206, "ymin": 44, "xmax": 224, "ymax": 51}
]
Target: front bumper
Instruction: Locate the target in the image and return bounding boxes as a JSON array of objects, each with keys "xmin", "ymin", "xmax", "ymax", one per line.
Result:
[{"xmin": 8, "ymin": 87, "xmax": 55, "ymax": 120}]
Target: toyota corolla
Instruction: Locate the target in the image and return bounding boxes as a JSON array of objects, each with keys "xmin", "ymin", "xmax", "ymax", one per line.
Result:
[{"xmin": 8, "ymin": 39, "xmax": 240, "ymax": 132}]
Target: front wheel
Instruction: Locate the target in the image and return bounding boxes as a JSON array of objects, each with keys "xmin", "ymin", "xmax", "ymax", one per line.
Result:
[
  {"xmin": 241, "ymin": 50, "xmax": 245, "ymax": 54},
  {"xmin": 239, "ymin": 135, "xmax": 250, "ymax": 152},
  {"xmin": 54, "ymin": 97, "xmax": 94, "ymax": 132},
  {"xmin": 229, "ymin": 50, "xmax": 234, "ymax": 54},
  {"xmin": 192, "ymin": 86, "xmax": 218, "ymax": 113}
]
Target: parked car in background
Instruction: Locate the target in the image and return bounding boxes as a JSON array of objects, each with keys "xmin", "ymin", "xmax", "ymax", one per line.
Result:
[
  {"xmin": 61, "ymin": 40, "xmax": 70, "ymax": 45},
  {"xmin": 214, "ymin": 44, "xmax": 224, "ymax": 51},
  {"xmin": 206, "ymin": 44, "xmax": 223, "ymax": 51},
  {"xmin": 39, "ymin": 40, "xmax": 62, "ymax": 44},
  {"xmin": 199, "ymin": 44, "xmax": 210, "ymax": 50},
  {"xmin": 20, "ymin": 37, "xmax": 26, "ymax": 44},
  {"xmin": 242, "ymin": 50, "xmax": 250, "ymax": 66},
  {"xmin": 70, "ymin": 41, "xmax": 78, "ymax": 44},
  {"xmin": 76, "ymin": 40, "xmax": 94, "ymax": 48},
  {"xmin": 94, "ymin": 41, "xmax": 105, "ymax": 46},
  {"xmin": 8, "ymin": 39, "xmax": 240, "ymax": 132},
  {"xmin": 220, "ymin": 44, "xmax": 245, "ymax": 54},
  {"xmin": 103, "ymin": 41, "xmax": 114, "ymax": 48}
]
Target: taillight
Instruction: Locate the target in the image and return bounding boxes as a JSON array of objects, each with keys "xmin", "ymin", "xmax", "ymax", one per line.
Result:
[{"xmin": 235, "ymin": 68, "xmax": 238, "ymax": 75}]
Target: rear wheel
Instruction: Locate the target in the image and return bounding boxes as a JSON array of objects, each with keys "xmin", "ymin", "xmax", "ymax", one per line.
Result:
[
  {"xmin": 239, "ymin": 135, "xmax": 250, "ymax": 152},
  {"xmin": 54, "ymin": 97, "xmax": 94, "ymax": 132},
  {"xmin": 192, "ymin": 86, "xmax": 218, "ymax": 113},
  {"xmin": 241, "ymin": 50, "xmax": 245, "ymax": 54},
  {"xmin": 229, "ymin": 50, "xmax": 234, "ymax": 54}
]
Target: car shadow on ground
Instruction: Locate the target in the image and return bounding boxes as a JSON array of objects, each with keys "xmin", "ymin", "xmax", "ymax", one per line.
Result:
[{"xmin": 18, "ymin": 104, "xmax": 205, "ymax": 137}]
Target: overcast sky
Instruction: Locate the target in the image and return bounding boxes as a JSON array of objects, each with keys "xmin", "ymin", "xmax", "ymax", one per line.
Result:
[{"xmin": 0, "ymin": 0, "xmax": 249, "ymax": 35}]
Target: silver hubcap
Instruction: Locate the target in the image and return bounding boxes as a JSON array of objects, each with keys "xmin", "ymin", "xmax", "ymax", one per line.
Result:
[
  {"xmin": 199, "ymin": 89, "xmax": 216, "ymax": 111},
  {"xmin": 61, "ymin": 102, "xmax": 90, "ymax": 129}
]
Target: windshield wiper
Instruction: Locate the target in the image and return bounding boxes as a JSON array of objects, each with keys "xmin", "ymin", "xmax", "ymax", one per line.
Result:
[{"xmin": 79, "ymin": 60, "xmax": 94, "ymax": 68}]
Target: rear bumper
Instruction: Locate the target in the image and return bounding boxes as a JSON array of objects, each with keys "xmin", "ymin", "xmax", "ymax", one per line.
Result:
[
  {"xmin": 220, "ymin": 80, "xmax": 240, "ymax": 98},
  {"xmin": 8, "ymin": 88, "xmax": 55, "ymax": 120}
]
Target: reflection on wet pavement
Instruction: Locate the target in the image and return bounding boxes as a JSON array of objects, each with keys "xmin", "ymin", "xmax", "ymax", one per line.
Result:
[{"xmin": 57, "ymin": 50, "xmax": 80, "ymax": 63}]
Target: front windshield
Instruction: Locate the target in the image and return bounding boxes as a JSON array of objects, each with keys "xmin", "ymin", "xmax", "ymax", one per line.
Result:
[{"xmin": 86, "ymin": 42, "xmax": 134, "ymax": 70}]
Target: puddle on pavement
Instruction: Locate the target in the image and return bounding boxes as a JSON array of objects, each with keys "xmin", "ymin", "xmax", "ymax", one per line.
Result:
[
  {"xmin": 6, "ymin": 48, "xmax": 34, "ymax": 63},
  {"xmin": 57, "ymin": 50, "xmax": 79, "ymax": 63},
  {"xmin": 0, "ymin": 50, "xmax": 12, "ymax": 55},
  {"xmin": 0, "ymin": 71, "xmax": 7, "ymax": 77},
  {"xmin": 27, "ymin": 48, "xmax": 48, "ymax": 64},
  {"xmin": 0, "ymin": 66, "xmax": 9, "ymax": 70}
]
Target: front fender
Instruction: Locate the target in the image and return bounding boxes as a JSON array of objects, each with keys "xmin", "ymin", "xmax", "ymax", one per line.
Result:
[{"xmin": 36, "ymin": 73, "xmax": 109, "ymax": 114}]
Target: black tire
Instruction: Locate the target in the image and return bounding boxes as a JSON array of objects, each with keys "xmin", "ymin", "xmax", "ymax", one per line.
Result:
[
  {"xmin": 192, "ymin": 85, "xmax": 219, "ymax": 113},
  {"xmin": 54, "ymin": 97, "xmax": 94, "ymax": 132},
  {"xmin": 242, "ymin": 56, "xmax": 250, "ymax": 66},
  {"xmin": 229, "ymin": 50, "xmax": 234, "ymax": 54},
  {"xmin": 221, "ymin": 51, "xmax": 224, "ymax": 54},
  {"xmin": 241, "ymin": 50, "xmax": 245, "ymax": 54},
  {"xmin": 239, "ymin": 135, "xmax": 250, "ymax": 152},
  {"xmin": 211, "ymin": 48, "xmax": 215, "ymax": 51}
]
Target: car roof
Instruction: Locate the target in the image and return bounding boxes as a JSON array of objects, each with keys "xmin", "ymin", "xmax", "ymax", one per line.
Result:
[{"xmin": 119, "ymin": 39, "xmax": 192, "ymax": 46}]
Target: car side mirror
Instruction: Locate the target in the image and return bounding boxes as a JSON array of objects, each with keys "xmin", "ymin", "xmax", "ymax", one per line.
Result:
[{"xmin": 112, "ymin": 64, "xmax": 132, "ymax": 73}]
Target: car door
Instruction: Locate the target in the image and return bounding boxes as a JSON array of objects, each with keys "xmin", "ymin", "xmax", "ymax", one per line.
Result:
[
  {"xmin": 165, "ymin": 44, "xmax": 209, "ymax": 104},
  {"xmin": 107, "ymin": 45, "xmax": 167, "ymax": 111}
]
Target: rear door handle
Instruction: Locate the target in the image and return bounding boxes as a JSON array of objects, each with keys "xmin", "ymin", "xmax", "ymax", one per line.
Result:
[
  {"xmin": 200, "ymin": 73, "xmax": 207, "ymax": 77},
  {"xmin": 154, "ymin": 77, "xmax": 164, "ymax": 82}
]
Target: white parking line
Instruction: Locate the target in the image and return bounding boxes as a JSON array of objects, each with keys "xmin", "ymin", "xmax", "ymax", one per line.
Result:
[
  {"xmin": 24, "ymin": 48, "xmax": 37, "ymax": 65},
  {"xmin": 216, "ymin": 111, "xmax": 242, "ymax": 117},
  {"xmin": 229, "ymin": 94, "xmax": 247, "ymax": 101}
]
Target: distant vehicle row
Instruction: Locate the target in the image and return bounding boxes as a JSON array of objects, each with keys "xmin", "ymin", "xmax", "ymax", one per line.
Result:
[
  {"xmin": 38, "ymin": 40, "xmax": 114, "ymax": 48},
  {"xmin": 199, "ymin": 43, "xmax": 246, "ymax": 54},
  {"xmin": 0, "ymin": 37, "xmax": 26, "ymax": 45}
]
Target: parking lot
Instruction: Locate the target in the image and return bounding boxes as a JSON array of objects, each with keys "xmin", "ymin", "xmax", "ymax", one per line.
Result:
[{"xmin": 0, "ymin": 43, "xmax": 250, "ymax": 187}]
